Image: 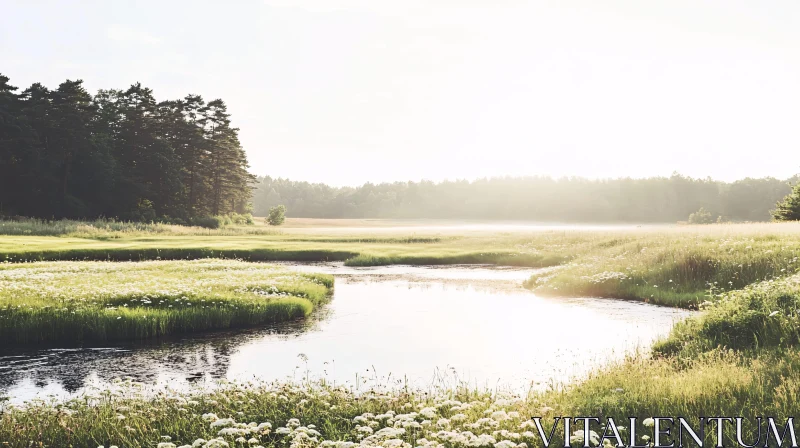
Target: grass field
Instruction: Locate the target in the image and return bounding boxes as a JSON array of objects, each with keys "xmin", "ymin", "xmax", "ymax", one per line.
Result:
[
  {"xmin": 2, "ymin": 219, "xmax": 800, "ymax": 447},
  {"xmin": 0, "ymin": 259, "xmax": 333, "ymax": 345}
]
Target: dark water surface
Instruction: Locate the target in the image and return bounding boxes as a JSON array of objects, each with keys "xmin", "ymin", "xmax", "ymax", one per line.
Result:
[{"xmin": 0, "ymin": 264, "xmax": 694, "ymax": 403}]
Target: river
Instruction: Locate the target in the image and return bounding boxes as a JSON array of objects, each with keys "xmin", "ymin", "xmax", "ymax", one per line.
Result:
[{"xmin": 0, "ymin": 263, "xmax": 693, "ymax": 404}]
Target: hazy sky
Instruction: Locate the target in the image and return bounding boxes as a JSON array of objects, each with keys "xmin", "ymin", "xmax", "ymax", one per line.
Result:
[{"xmin": 2, "ymin": 1, "xmax": 799, "ymax": 185}]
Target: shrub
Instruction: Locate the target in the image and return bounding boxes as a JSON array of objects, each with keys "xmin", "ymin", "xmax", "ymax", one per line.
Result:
[
  {"xmin": 688, "ymin": 207, "xmax": 714, "ymax": 224},
  {"xmin": 229, "ymin": 212, "xmax": 254, "ymax": 225},
  {"xmin": 267, "ymin": 205, "xmax": 286, "ymax": 226},
  {"xmin": 191, "ymin": 216, "xmax": 224, "ymax": 229}
]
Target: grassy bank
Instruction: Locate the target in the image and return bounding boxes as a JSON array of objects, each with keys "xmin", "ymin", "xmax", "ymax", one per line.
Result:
[
  {"xmin": 0, "ymin": 259, "xmax": 333, "ymax": 345},
  {"xmin": 523, "ymin": 223, "xmax": 800, "ymax": 307},
  {"xmin": 549, "ymin": 273, "xmax": 800, "ymax": 429},
  {"xmin": 0, "ymin": 233, "xmax": 573, "ymax": 267}
]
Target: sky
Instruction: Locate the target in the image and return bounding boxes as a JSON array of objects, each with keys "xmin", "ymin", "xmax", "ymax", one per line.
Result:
[{"xmin": 2, "ymin": 0, "xmax": 799, "ymax": 186}]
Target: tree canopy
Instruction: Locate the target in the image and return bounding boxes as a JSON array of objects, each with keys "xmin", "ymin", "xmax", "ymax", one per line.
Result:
[{"xmin": 0, "ymin": 74, "xmax": 253, "ymax": 221}]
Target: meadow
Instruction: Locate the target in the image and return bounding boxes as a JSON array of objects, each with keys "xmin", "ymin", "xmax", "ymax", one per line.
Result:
[
  {"xmin": 1, "ymin": 219, "xmax": 800, "ymax": 447},
  {"xmin": 4, "ymin": 219, "xmax": 800, "ymax": 307},
  {"xmin": 0, "ymin": 259, "xmax": 333, "ymax": 345}
]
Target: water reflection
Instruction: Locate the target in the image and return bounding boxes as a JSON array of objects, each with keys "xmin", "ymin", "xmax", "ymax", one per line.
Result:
[
  {"xmin": 0, "ymin": 264, "xmax": 694, "ymax": 403},
  {"xmin": 0, "ymin": 313, "xmax": 323, "ymax": 401}
]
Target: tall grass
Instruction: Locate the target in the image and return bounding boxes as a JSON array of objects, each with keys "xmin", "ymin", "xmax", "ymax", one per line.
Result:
[
  {"xmin": 653, "ymin": 273, "xmax": 800, "ymax": 356},
  {"xmin": 544, "ymin": 273, "xmax": 800, "ymax": 446},
  {"xmin": 0, "ymin": 217, "xmax": 280, "ymax": 238},
  {"xmin": 524, "ymin": 224, "xmax": 800, "ymax": 307},
  {"xmin": 0, "ymin": 260, "xmax": 333, "ymax": 345}
]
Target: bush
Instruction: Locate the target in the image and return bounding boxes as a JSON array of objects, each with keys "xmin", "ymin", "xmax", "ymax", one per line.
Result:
[
  {"xmin": 688, "ymin": 207, "xmax": 715, "ymax": 224},
  {"xmin": 191, "ymin": 216, "xmax": 224, "ymax": 229},
  {"xmin": 267, "ymin": 205, "xmax": 286, "ymax": 226},
  {"xmin": 229, "ymin": 212, "xmax": 254, "ymax": 225}
]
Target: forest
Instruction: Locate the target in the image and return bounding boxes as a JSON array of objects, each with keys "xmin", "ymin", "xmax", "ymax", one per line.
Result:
[
  {"xmin": 253, "ymin": 174, "xmax": 798, "ymax": 222},
  {"xmin": 0, "ymin": 74, "xmax": 253, "ymax": 222}
]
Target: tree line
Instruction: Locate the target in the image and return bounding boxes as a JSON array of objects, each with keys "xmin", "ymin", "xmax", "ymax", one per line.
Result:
[
  {"xmin": 253, "ymin": 174, "xmax": 798, "ymax": 223},
  {"xmin": 0, "ymin": 74, "xmax": 253, "ymax": 222},
  {"xmin": 2, "ymin": 71, "xmax": 795, "ymax": 225}
]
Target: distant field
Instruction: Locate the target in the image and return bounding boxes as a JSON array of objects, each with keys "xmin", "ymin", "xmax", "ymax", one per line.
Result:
[
  {"xmin": 2, "ymin": 219, "xmax": 800, "ymax": 307},
  {"xmin": 275, "ymin": 217, "xmax": 646, "ymax": 233}
]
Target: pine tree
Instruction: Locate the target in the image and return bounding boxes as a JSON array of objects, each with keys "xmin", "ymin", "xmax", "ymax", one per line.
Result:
[
  {"xmin": 0, "ymin": 74, "xmax": 255, "ymax": 221},
  {"xmin": 0, "ymin": 74, "xmax": 23, "ymax": 215},
  {"xmin": 177, "ymin": 94, "xmax": 208, "ymax": 217},
  {"xmin": 199, "ymin": 99, "xmax": 253, "ymax": 216},
  {"xmin": 48, "ymin": 80, "xmax": 98, "ymax": 215},
  {"xmin": 114, "ymin": 83, "xmax": 184, "ymax": 219}
]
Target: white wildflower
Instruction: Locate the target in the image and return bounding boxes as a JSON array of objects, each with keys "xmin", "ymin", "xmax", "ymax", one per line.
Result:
[
  {"xmin": 419, "ymin": 407, "xmax": 438, "ymax": 419},
  {"xmin": 211, "ymin": 418, "xmax": 236, "ymax": 428}
]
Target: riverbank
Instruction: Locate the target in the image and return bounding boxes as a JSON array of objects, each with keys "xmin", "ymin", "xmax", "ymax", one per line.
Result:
[
  {"xmin": 0, "ymin": 260, "xmax": 333, "ymax": 345},
  {"xmin": 1, "ymin": 264, "xmax": 691, "ymax": 404},
  {"xmin": 523, "ymin": 223, "xmax": 800, "ymax": 307},
  {"xmin": 2, "ymin": 270, "xmax": 798, "ymax": 447}
]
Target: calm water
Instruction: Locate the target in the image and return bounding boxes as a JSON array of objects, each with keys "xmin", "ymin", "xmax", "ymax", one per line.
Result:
[{"xmin": 0, "ymin": 264, "xmax": 693, "ymax": 403}]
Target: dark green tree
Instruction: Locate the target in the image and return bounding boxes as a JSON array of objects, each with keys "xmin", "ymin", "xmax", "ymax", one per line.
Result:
[
  {"xmin": 1, "ymin": 74, "xmax": 254, "ymax": 221},
  {"xmin": 772, "ymin": 182, "xmax": 800, "ymax": 221},
  {"xmin": 199, "ymin": 99, "xmax": 254, "ymax": 216},
  {"xmin": 0, "ymin": 74, "xmax": 25, "ymax": 215}
]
